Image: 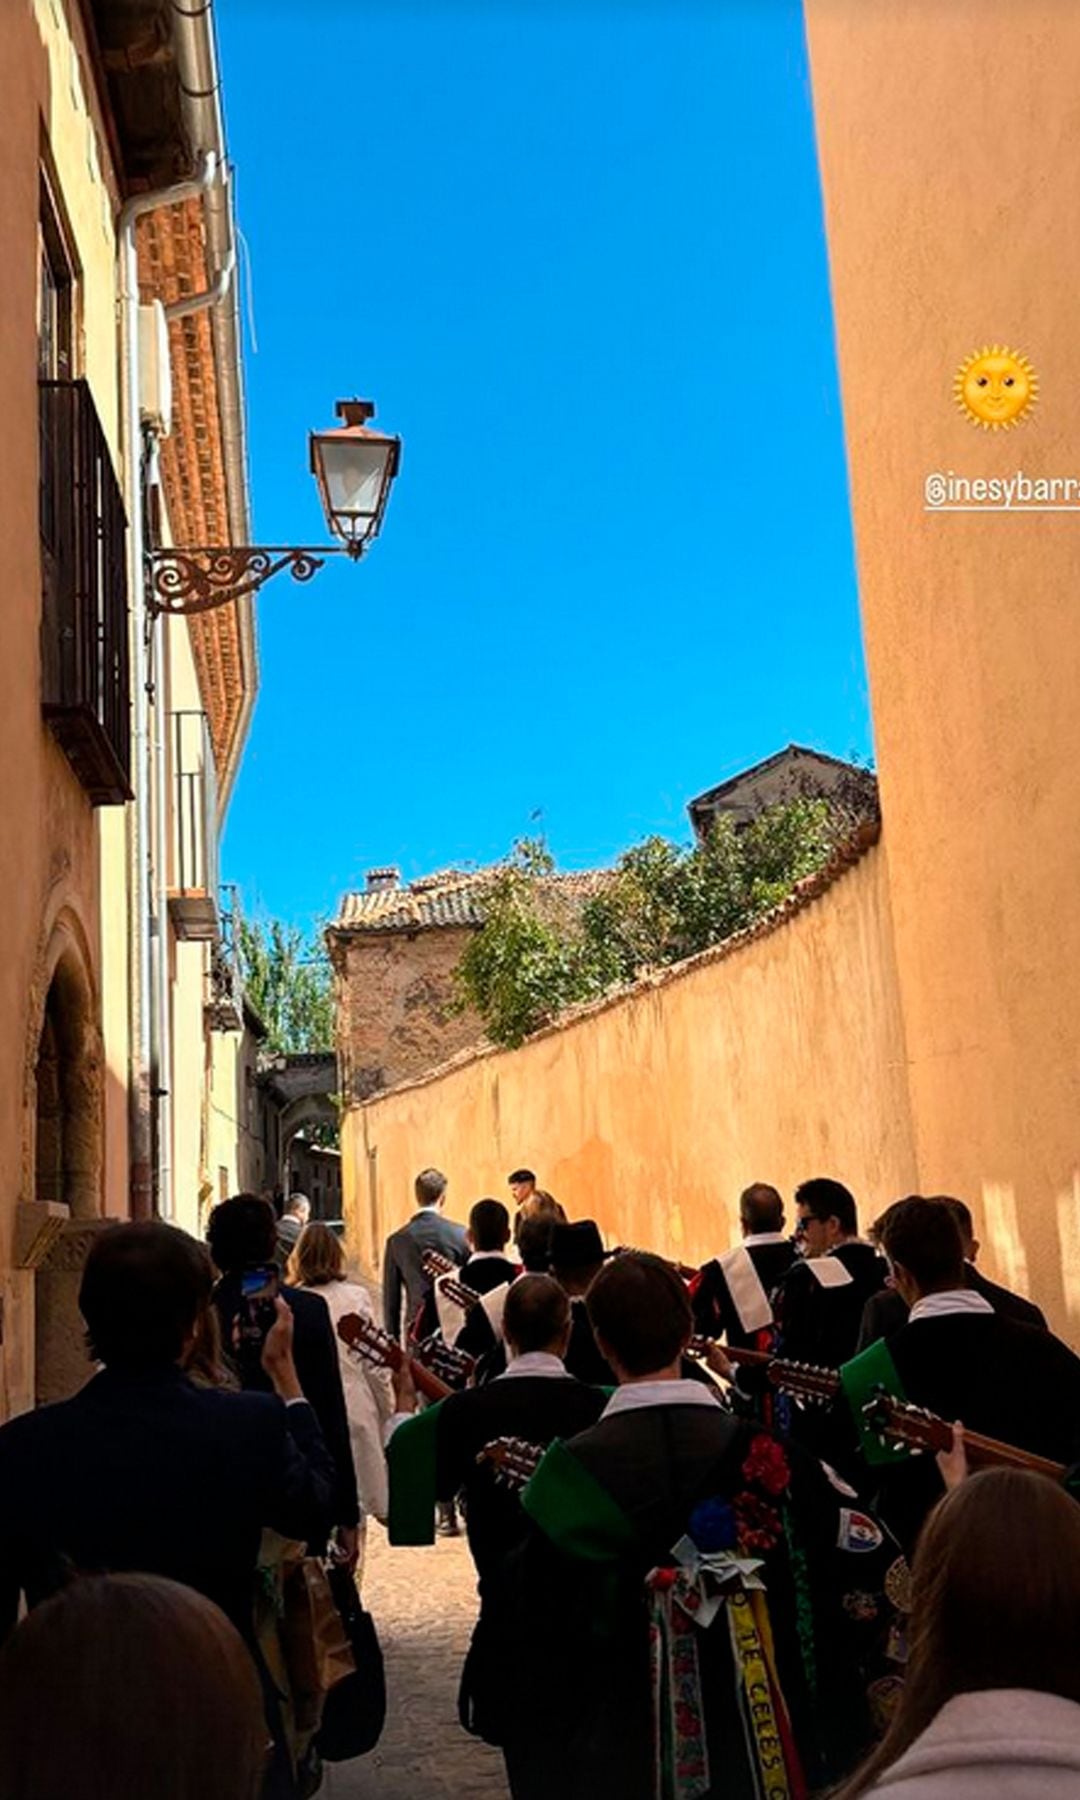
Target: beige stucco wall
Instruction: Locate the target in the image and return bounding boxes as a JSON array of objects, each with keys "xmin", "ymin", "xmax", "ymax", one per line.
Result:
[
  {"xmin": 0, "ymin": 0, "xmax": 126, "ymax": 1417},
  {"xmin": 803, "ymin": 0, "xmax": 1080, "ymax": 1334},
  {"xmin": 344, "ymin": 845, "xmax": 919, "ymax": 1277}
]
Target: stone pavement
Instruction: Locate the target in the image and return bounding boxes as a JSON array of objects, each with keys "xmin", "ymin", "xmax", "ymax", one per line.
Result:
[{"xmin": 321, "ymin": 1523, "xmax": 510, "ymax": 1800}]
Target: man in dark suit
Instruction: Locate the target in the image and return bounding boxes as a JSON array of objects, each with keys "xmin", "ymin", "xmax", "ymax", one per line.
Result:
[
  {"xmin": 382, "ymin": 1166, "xmax": 468, "ymax": 1341},
  {"xmin": 0, "ymin": 1223, "xmax": 336, "ymax": 1800},
  {"xmin": 868, "ymin": 1197, "xmax": 1080, "ymax": 1551},
  {"xmin": 0, "ymin": 1221, "xmax": 336, "ymax": 1637},
  {"xmin": 692, "ymin": 1181, "xmax": 798, "ymax": 1351},
  {"xmin": 208, "ymin": 1194, "xmax": 360, "ymax": 1566},
  {"xmin": 856, "ymin": 1193, "xmax": 1047, "ymax": 1350}
]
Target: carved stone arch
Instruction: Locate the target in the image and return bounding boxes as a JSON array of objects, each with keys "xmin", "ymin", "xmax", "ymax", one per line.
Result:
[{"xmin": 25, "ymin": 905, "xmax": 104, "ymax": 1220}]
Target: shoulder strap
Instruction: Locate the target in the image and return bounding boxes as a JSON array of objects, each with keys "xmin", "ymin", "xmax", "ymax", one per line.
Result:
[
  {"xmin": 718, "ymin": 1244, "xmax": 774, "ymax": 1332},
  {"xmin": 804, "ymin": 1256, "xmax": 854, "ymax": 1288}
]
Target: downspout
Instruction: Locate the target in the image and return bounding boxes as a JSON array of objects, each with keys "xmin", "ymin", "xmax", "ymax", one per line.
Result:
[{"xmin": 118, "ymin": 151, "xmax": 218, "ymax": 1219}]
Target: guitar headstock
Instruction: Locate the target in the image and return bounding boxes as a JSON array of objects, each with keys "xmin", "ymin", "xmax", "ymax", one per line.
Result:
[
  {"xmin": 767, "ymin": 1357, "xmax": 840, "ymax": 1406},
  {"xmin": 415, "ymin": 1333, "xmax": 475, "ymax": 1389},
  {"xmin": 862, "ymin": 1390, "xmax": 944, "ymax": 1456},
  {"xmin": 421, "ymin": 1248, "xmax": 457, "ymax": 1280},
  {"xmin": 436, "ymin": 1275, "xmax": 480, "ymax": 1313},
  {"xmin": 477, "ymin": 1435, "xmax": 544, "ymax": 1491},
  {"xmin": 337, "ymin": 1312, "xmax": 403, "ymax": 1373}
]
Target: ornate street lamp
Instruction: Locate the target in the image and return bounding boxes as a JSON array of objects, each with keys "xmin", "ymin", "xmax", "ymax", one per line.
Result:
[{"xmin": 148, "ymin": 398, "xmax": 401, "ymax": 616}]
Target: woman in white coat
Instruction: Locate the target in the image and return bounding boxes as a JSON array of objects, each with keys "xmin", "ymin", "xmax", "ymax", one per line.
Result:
[
  {"xmin": 289, "ymin": 1223, "xmax": 393, "ymax": 1534},
  {"xmin": 841, "ymin": 1467, "xmax": 1080, "ymax": 1797}
]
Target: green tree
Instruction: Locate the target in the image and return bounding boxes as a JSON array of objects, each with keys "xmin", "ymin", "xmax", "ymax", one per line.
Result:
[
  {"xmin": 455, "ymin": 797, "xmax": 868, "ymax": 1048},
  {"xmin": 237, "ymin": 916, "xmax": 334, "ymax": 1056}
]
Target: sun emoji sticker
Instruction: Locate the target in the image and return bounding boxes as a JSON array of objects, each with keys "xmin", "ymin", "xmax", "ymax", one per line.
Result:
[{"xmin": 954, "ymin": 345, "xmax": 1038, "ymax": 430}]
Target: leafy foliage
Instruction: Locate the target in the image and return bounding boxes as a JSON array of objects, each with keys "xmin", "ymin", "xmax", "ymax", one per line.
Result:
[
  {"xmin": 455, "ymin": 799, "xmax": 868, "ymax": 1048},
  {"xmin": 238, "ymin": 916, "xmax": 334, "ymax": 1056}
]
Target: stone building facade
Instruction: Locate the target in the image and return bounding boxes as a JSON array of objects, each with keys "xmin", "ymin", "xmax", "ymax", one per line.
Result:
[
  {"xmin": 328, "ymin": 866, "xmax": 609, "ymax": 1102},
  {"xmin": 328, "ymin": 871, "xmax": 489, "ymax": 1103}
]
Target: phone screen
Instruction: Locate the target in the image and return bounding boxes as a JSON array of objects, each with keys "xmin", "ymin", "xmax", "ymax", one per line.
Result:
[{"xmin": 238, "ymin": 1264, "xmax": 280, "ymax": 1345}]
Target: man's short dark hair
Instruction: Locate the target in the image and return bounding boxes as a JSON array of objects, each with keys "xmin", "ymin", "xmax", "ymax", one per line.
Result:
[
  {"xmin": 795, "ymin": 1178, "xmax": 858, "ymax": 1237},
  {"xmin": 469, "ymin": 1198, "xmax": 510, "ymax": 1251},
  {"xmin": 878, "ymin": 1196, "xmax": 965, "ymax": 1293},
  {"xmin": 739, "ymin": 1183, "xmax": 784, "ymax": 1233},
  {"xmin": 206, "ymin": 1195, "xmax": 276, "ymax": 1273},
  {"xmin": 587, "ymin": 1252, "xmax": 691, "ymax": 1377},
  {"xmin": 80, "ymin": 1223, "xmax": 211, "ymax": 1368},
  {"xmin": 508, "ymin": 1168, "xmax": 535, "ymax": 1186},
  {"xmin": 415, "ymin": 1168, "xmax": 447, "ymax": 1208},
  {"xmin": 939, "ymin": 1196, "xmax": 974, "ymax": 1249},
  {"xmin": 503, "ymin": 1274, "xmax": 570, "ymax": 1355},
  {"xmin": 515, "ymin": 1214, "xmax": 554, "ymax": 1273}
]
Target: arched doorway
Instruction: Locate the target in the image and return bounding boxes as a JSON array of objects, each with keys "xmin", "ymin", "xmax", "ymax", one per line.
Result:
[
  {"xmin": 30, "ymin": 937, "xmax": 105, "ymax": 1405},
  {"xmin": 34, "ymin": 951, "xmax": 101, "ymax": 1218}
]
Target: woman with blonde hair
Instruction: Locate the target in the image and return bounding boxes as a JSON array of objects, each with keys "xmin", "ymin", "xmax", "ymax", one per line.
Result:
[
  {"xmin": 0, "ymin": 1573, "xmax": 267, "ymax": 1800},
  {"xmin": 841, "ymin": 1468, "xmax": 1080, "ymax": 1796},
  {"xmin": 289, "ymin": 1221, "xmax": 392, "ymax": 1531}
]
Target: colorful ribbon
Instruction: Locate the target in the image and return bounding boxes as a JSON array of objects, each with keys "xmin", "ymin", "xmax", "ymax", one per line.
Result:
[{"xmin": 647, "ymin": 1544, "xmax": 768, "ymax": 1800}]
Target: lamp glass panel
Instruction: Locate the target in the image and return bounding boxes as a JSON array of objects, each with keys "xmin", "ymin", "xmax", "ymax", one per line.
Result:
[{"xmin": 318, "ymin": 438, "xmax": 390, "ymax": 530}]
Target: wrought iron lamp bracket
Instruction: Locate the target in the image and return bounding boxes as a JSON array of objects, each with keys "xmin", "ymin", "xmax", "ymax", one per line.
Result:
[{"xmin": 146, "ymin": 542, "xmax": 361, "ymax": 617}]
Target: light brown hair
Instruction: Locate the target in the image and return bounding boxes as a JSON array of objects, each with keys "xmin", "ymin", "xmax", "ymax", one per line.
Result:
[
  {"xmin": 289, "ymin": 1219, "xmax": 346, "ymax": 1288},
  {"xmin": 841, "ymin": 1469, "xmax": 1080, "ymax": 1795},
  {"xmin": 0, "ymin": 1573, "xmax": 267, "ymax": 1800}
]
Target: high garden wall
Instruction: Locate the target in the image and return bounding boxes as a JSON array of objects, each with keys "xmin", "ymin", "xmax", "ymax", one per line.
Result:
[{"xmin": 343, "ymin": 835, "xmax": 923, "ymax": 1294}]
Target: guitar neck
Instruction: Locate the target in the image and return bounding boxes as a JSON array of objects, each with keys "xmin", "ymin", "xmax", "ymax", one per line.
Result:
[
  {"xmin": 722, "ymin": 1343, "xmax": 840, "ymax": 1401},
  {"xmin": 408, "ymin": 1357, "xmax": 452, "ymax": 1404}
]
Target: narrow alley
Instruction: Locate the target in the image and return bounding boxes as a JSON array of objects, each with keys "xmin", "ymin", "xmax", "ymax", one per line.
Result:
[{"xmin": 328, "ymin": 1529, "xmax": 509, "ymax": 1800}]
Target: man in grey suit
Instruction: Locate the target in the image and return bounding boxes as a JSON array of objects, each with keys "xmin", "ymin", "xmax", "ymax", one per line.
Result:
[{"xmin": 382, "ymin": 1168, "xmax": 468, "ymax": 1342}]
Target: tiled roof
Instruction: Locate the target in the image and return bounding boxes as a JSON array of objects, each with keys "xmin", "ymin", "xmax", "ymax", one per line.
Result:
[{"xmin": 332, "ymin": 867, "xmax": 610, "ymax": 934}]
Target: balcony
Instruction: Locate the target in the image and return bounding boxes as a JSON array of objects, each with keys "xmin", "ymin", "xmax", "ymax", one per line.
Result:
[
  {"xmin": 168, "ymin": 710, "xmax": 219, "ymax": 941},
  {"xmin": 39, "ymin": 380, "xmax": 131, "ymax": 804}
]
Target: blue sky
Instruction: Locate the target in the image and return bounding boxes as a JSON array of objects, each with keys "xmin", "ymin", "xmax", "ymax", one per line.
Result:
[{"xmin": 218, "ymin": 0, "xmax": 868, "ymax": 933}]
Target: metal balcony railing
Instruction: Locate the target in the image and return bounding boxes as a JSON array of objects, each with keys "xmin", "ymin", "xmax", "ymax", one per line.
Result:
[{"xmin": 39, "ymin": 379, "xmax": 131, "ymax": 803}]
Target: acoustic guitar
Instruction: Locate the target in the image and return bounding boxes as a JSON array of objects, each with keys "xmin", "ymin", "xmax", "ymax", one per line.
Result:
[
  {"xmin": 861, "ymin": 1391, "xmax": 1068, "ymax": 1480},
  {"xmin": 420, "ymin": 1248, "xmax": 484, "ymax": 1316},
  {"xmin": 476, "ymin": 1435, "xmax": 545, "ymax": 1490},
  {"xmin": 336, "ymin": 1313, "xmax": 472, "ymax": 1403}
]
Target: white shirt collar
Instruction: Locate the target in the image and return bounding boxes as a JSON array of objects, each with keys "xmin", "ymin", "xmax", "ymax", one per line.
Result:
[
  {"xmin": 908, "ymin": 1288, "xmax": 995, "ymax": 1323},
  {"xmin": 498, "ymin": 1351, "xmax": 571, "ymax": 1380},
  {"xmin": 743, "ymin": 1231, "xmax": 789, "ymax": 1246},
  {"xmin": 468, "ymin": 1249, "xmax": 513, "ymax": 1262},
  {"xmin": 601, "ymin": 1378, "xmax": 723, "ymax": 1418},
  {"xmin": 416, "ymin": 1204, "xmax": 442, "ymax": 1215}
]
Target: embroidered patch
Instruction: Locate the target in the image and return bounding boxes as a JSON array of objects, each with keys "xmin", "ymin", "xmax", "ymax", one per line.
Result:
[
  {"xmin": 884, "ymin": 1556, "xmax": 913, "ymax": 1613},
  {"xmin": 820, "ymin": 1460, "xmax": 859, "ymax": 1498},
  {"xmin": 837, "ymin": 1508, "xmax": 883, "ymax": 1553},
  {"xmin": 868, "ymin": 1674, "xmax": 905, "ymax": 1731},
  {"xmin": 841, "ymin": 1590, "xmax": 879, "ymax": 1622}
]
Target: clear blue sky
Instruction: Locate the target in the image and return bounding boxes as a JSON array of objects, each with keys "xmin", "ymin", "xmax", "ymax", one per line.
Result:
[{"xmin": 218, "ymin": 0, "xmax": 869, "ymax": 934}]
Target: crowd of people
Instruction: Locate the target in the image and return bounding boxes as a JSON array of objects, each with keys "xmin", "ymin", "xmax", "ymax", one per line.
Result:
[{"xmin": 0, "ymin": 1170, "xmax": 1077, "ymax": 1798}]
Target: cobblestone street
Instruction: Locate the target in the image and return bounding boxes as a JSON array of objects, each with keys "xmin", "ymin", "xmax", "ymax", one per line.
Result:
[{"xmin": 322, "ymin": 1526, "xmax": 510, "ymax": 1800}]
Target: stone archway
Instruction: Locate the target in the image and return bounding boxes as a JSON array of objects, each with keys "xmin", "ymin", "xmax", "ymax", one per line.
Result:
[
  {"xmin": 279, "ymin": 1092, "xmax": 338, "ymax": 1190},
  {"xmin": 27, "ymin": 922, "xmax": 106, "ymax": 1405},
  {"xmin": 34, "ymin": 948, "xmax": 102, "ymax": 1219}
]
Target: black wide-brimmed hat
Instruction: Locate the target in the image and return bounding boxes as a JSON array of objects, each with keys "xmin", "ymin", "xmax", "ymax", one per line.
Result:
[{"xmin": 549, "ymin": 1220, "xmax": 606, "ymax": 1270}]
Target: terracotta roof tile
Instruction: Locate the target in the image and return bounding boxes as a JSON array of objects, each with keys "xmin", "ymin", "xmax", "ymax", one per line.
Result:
[{"xmin": 332, "ymin": 867, "xmax": 610, "ymax": 934}]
